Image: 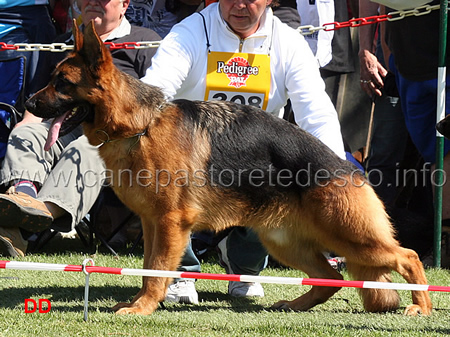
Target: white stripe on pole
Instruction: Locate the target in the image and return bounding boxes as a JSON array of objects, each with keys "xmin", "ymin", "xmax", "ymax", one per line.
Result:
[
  {"xmin": 120, "ymin": 269, "xmax": 183, "ymax": 278},
  {"xmin": 240, "ymin": 275, "xmax": 304, "ymax": 285},
  {"xmin": 4, "ymin": 261, "xmax": 68, "ymax": 271},
  {"xmin": 437, "ymin": 66, "xmax": 447, "ymax": 134},
  {"xmin": 363, "ymin": 281, "xmax": 429, "ymax": 291},
  {"xmin": 2, "ymin": 260, "xmax": 449, "ymax": 292}
]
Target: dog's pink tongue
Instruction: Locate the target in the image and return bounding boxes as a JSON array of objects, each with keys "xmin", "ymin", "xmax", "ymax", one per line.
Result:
[{"xmin": 44, "ymin": 113, "xmax": 68, "ymax": 151}]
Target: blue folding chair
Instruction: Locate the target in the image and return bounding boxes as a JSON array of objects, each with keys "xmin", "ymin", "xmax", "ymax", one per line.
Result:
[{"xmin": 0, "ymin": 55, "xmax": 26, "ymax": 159}]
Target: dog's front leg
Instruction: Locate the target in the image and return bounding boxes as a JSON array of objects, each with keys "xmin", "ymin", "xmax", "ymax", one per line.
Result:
[{"xmin": 113, "ymin": 210, "xmax": 194, "ymax": 315}]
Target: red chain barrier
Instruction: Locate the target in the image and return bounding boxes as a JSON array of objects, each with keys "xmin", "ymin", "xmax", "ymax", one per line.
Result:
[
  {"xmin": 323, "ymin": 14, "xmax": 391, "ymax": 31},
  {"xmin": 105, "ymin": 41, "xmax": 142, "ymax": 50},
  {"xmin": 0, "ymin": 6, "xmax": 439, "ymax": 51},
  {"xmin": 0, "ymin": 42, "xmax": 18, "ymax": 51}
]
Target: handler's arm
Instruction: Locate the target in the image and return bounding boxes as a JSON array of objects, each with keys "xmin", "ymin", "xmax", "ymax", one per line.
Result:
[
  {"xmin": 141, "ymin": 24, "xmax": 197, "ymax": 99},
  {"xmin": 284, "ymin": 33, "xmax": 346, "ymax": 160}
]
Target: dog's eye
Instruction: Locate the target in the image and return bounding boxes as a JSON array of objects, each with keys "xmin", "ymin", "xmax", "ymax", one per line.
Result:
[{"xmin": 54, "ymin": 73, "xmax": 74, "ymax": 94}]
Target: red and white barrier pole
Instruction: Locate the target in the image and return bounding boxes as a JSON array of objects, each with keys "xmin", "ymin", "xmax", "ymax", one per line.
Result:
[{"xmin": 1, "ymin": 260, "xmax": 449, "ymax": 293}]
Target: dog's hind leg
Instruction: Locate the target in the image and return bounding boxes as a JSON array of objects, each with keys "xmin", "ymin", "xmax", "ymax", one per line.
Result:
[
  {"xmin": 263, "ymin": 242, "xmax": 344, "ymax": 312},
  {"xmin": 309, "ymin": 181, "xmax": 432, "ymax": 315},
  {"xmin": 393, "ymin": 247, "xmax": 433, "ymax": 316},
  {"xmin": 327, "ymin": 183, "xmax": 433, "ymax": 316},
  {"xmin": 346, "ymin": 246, "xmax": 432, "ymax": 316},
  {"xmin": 113, "ymin": 209, "xmax": 196, "ymax": 315}
]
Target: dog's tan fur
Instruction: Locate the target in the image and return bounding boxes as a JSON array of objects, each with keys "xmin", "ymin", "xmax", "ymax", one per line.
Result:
[{"xmin": 26, "ymin": 22, "xmax": 432, "ymax": 316}]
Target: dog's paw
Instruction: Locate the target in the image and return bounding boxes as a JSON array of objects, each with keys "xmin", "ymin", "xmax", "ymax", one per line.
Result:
[
  {"xmin": 270, "ymin": 301, "xmax": 294, "ymax": 312},
  {"xmin": 115, "ymin": 307, "xmax": 154, "ymax": 315},
  {"xmin": 111, "ymin": 302, "xmax": 130, "ymax": 312},
  {"xmin": 112, "ymin": 301, "xmax": 158, "ymax": 315},
  {"xmin": 403, "ymin": 304, "xmax": 431, "ymax": 316}
]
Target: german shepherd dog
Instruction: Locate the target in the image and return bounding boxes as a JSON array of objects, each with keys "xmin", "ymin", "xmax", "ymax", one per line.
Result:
[{"xmin": 26, "ymin": 22, "xmax": 432, "ymax": 316}]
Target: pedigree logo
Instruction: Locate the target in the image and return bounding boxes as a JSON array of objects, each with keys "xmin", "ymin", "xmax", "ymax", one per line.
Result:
[{"xmin": 216, "ymin": 57, "xmax": 259, "ymax": 88}]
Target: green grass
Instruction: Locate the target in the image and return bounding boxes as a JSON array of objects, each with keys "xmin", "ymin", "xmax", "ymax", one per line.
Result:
[{"xmin": 0, "ymin": 239, "xmax": 449, "ymax": 337}]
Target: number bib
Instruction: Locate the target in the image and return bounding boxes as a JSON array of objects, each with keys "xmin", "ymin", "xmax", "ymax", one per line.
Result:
[{"xmin": 205, "ymin": 51, "xmax": 270, "ymax": 110}]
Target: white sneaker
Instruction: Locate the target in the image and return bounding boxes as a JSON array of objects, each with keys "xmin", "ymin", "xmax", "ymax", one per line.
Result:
[
  {"xmin": 217, "ymin": 236, "xmax": 265, "ymax": 298},
  {"xmin": 165, "ymin": 280, "xmax": 199, "ymax": 304},
  {"xmin": 228, "ymin": 281, "xmax": 265, "ymax": 297}
]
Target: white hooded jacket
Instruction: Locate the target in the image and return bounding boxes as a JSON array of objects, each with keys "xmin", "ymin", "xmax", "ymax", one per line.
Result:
[{"xmin": 141, "ymin": 3, "xmax": 345, "ymax": 159}]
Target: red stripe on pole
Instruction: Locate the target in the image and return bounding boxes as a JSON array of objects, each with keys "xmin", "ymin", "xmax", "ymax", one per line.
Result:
[
  {"xmin": 1, "ymin": 261, "xmax": 450, "ymax": 292},
  {"xmin": 64, "ymin": 265, "xmax": 83, "ymax": 272},
  {"xmin": 87, "ymin": 266, "xmax": 124, "ymax": 275},
  {"xmin": 302, "ymin": 278, "xmax": 365, "ymax": 288},
  {"xmin": 180, "ymin": 271, "xmax": 242, "ymax": 282},
  {"xmin": 429, "ymin": 285, "xmax": 450, "ymax": 292}
]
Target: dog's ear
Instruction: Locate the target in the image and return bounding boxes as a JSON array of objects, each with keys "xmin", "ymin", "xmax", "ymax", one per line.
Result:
[
  {"xmin": 72, "ymin": 19, "xmax": 83, "ymax": 52},
  {"xmin": 81, "ymin": 20, "xmax": 112, "ymax": 71}
]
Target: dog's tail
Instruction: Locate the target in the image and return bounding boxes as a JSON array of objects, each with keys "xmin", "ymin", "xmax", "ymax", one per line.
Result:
[{"xmin": 346, "ymin": 263, "xmax": 400, "ymax": 312}]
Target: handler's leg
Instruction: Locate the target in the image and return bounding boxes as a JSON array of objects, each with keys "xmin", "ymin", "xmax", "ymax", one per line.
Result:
[{"xmin": 218, "ymin": 227, "xmax": 268, "ymax": 297}]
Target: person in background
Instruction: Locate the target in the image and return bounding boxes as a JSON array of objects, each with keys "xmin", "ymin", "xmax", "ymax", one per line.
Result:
[
  {"xmin": 126, "ymin": 0, "xmax": 204, "ymax": 37},
  {"xmin": 361, "ymin": 0, "xmax": 449, "ymax": 263},
  {"xmin": 0, "ymin": 0, "xmax": 160, "ymax": 257},
  {"xmin": 0, "ymin": 0, "xmax": 56, "ymax": 98},
  {"xmin": 272, "ymin": 0, "xmax": 300, "ymax": 29},
  {"xmin": 358, "ymin": 0, "xmax": 408, "ymax": 207}
]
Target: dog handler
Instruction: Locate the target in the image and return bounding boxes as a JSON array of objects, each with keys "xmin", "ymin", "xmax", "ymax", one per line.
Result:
[{"xmin": 142, "ymin": 0, "xmax": 346, "ymax": 304}]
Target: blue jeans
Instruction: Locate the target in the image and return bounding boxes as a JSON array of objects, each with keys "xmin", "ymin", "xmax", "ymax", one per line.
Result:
[
  {"xmin": 390, "ymin": 55, "xmax": 450, "ymax": 164},
  {"xmin": 224, "ymin": 227, "xmax": 268, "ymax": 275},
  {"xmin": 0, "ymin": 28, "xmax": 41, "ymax": 99},
  {"xmin": 0, "ymin": 5, "xmax": 56, "ymax": 98},
  {"xmin": 180, "ymin": 227, "xmax": 268, "ymax": 277}
]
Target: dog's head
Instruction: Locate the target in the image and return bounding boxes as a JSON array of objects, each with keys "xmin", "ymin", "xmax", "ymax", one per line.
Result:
[
  {"xmin": 25, "ymin": 20, "xmax": 114, "ymax": 150},
  {"xmin": 437, "ymin": 114, "xmax": 450, "ymax": 140}
]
